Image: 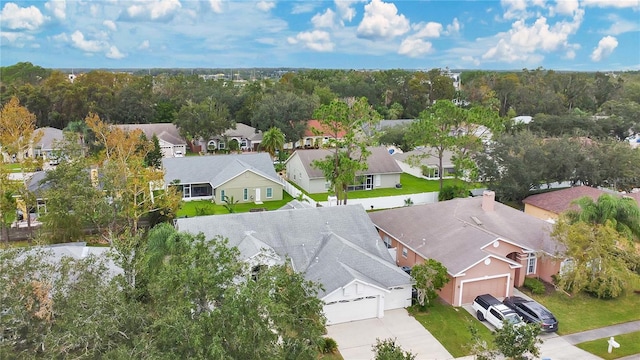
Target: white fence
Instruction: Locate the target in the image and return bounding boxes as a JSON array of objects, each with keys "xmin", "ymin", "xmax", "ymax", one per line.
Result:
[
  {"xmin": 281, "ymin": 180, "xmax": 318, "ymax": 207},
  {"xmin": 318, "ymin": 191, "xmax": 439, "ymax": 210}
]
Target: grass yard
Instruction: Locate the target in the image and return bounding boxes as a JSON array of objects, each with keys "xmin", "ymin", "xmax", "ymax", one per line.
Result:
[
  {"xmin": 306, "ymin": 173, "xmax": 470, "ymax": 202},
  {"xmin": 408, "ymin": 301, "xmax": 494, "ymax": 357},
  {"xmin": 526, "ymin": 278, "xmax": 640, "ymax": 335},
  {"xmin": 176, "ymin": 193, "xmax": 294, "ymax": 217},
  {"xmin": 576, "ymin": 331, "xmax": 640, "ymax": 359},
  {"xmin": 319, "ymin": 352, "xmax": 343, "ymax": 360},
  {"xmin": 2, "ymin": 163, "xmax": 24, "ymax": 173}
]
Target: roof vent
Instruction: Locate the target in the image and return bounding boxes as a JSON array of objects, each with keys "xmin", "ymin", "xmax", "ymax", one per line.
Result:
[{"xmin": 471, "ymin": 216, "xmax": 483, "ymax": 225}]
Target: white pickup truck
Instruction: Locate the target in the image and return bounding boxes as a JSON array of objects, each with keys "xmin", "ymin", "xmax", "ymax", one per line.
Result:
[{"xmin": 472, "ymin": 294, "xmax": 523, "ymax": 330}]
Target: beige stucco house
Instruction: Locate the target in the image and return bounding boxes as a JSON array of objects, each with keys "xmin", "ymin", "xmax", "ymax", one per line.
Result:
[
  {"xmin": 116, "ymin": 123, "xmax": 187, "ymax": 158},
  {"xmin": 285, "ymin": 146, "xmax": 402, "ymax": 194},
  {"xmin": 162, "ymin": 153, "xmax": 283, "ymax": 204},
  {"xmin": 369, "ymin": 191, "xmax": 565, "ymax": 306}
]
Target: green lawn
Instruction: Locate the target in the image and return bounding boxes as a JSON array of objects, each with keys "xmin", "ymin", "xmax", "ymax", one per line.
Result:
[
  {"xmin": 306, "ymin": 173, "xmax": 470, "ymax": 202},
  {"xmin": 576, "ymin": 331, "xmax": 640, "ymax": 359},
  {"xmin": 526, "ymin": 278, "xmax": 640, "ymax": 335},
  {"xmin": 319, "ymin": 352, "xmax": 343, "ymax": 360},
  {"xmin": 176, "ymin": 193, "xmax": 294, "ymax": 217},
  {"xmin": 408, "ymin": 302, "xmax": 494, "ymax": 357}
]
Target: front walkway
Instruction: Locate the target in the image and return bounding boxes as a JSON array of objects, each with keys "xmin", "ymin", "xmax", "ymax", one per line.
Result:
[{"xmin": 327, "ymin": 308, "xmax": 453, "ymax": 360}]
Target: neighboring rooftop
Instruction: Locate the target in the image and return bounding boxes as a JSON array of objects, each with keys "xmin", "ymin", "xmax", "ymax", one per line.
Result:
[
  {"xmin": 289, "ymin": 146, "xmax": 402, "ymax": 179},
  {"xmin": 522, "ymin": 186, "xmax": 637, "ymax": 215}
]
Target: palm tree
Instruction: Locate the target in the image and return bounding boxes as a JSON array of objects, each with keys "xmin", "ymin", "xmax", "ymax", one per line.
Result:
[
  {"xmin": 567, "ymin": 194, "xmax": 640, "ymax": 241},
  {"xmin": 260, "ymin": 127, "xmax": 285, "ymax": 159}
]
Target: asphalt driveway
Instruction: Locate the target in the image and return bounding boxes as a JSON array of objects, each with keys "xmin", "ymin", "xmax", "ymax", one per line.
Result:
[{"xmin": 326, "ymin": 308, "xmax": 453, "ymax": 360}]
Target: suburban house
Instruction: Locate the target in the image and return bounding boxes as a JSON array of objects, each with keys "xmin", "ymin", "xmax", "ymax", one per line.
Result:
[
  {"xmin": 285, "ymin": 146, "xmax": 403, "ymax": 194},
  {"xmin": 392, "ymin": 147, "xmax": 456, "ymax": 180},
  {"xmin": 368, "ymin": 191, "xmax": 564, "ymax": 306},
  {"xmin": 162, "ymin": 153, "xmax": 284, "ymax": 204},
  {"xmin": 116, "ymin": 123, "xmax": 187, "ymax": 158},
  {"xmin": 174, "ymin": 205, "xmax": 413, "ymax": 325},
  {"xmin": 362, "ymin": 119, "xmax": 415, "ymax": 137},
  {"xmin": 523, "ymin": 186, "xmax": 640, "ymax": 221},
  {"xmin": 284, "ymin": 120, "xmax": 347, "ymax": 150},
  {"xmin": 194, "ymin": 123, "xmax": 263, "ymax": 153},
  {"xmin": 29, "ymin": 127, "xmax": 65, "ymax": 162}
]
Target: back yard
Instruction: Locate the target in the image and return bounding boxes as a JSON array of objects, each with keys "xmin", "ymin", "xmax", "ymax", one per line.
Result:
[{"xmin": 176, "ymin": 193, "xmax": 295, "ymax": 217}]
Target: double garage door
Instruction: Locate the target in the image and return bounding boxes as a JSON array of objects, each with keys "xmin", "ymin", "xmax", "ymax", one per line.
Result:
[
  {"xmin": 324, "ymin": 296, "xmax": 379, "ymax": 325},
  {"xmin": 460, "ymin": 275, "xmax": 509, "ymax": 305}
]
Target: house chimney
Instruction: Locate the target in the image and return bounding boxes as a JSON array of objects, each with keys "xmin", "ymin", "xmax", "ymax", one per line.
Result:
[{"xmin": 482, "ymin": 191, "xmax": 495, "ymax": 212}]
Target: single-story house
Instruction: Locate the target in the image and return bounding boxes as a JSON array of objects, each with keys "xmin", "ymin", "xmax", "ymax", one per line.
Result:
[
  {"xmin": 284, "ymin": 120, "xmax": 347, "ymax": 150},
  {"xmin": 368, "ymin": 191, "xmax": 564, "ymax": 306},
  {"xmin": 30, "ymin": 127, "xmax": 65, "ymax": 162},
  {"xmin": 392, "ymin": 147, "xmax": 456, "ymax": 180},
  {"xmin": 162, "ymin": 153, "xmax": 284, "ymax": 204},
  {"xmin": 522, "ymin": 186, "xmax": 640, "ymax": 221},
  {"xmin": 196, "ymin": 123, "xmax": 263, "ymax": 152},
  {"xmin": 285, "ymin": 146, "xmax": 402, "ymax": 194},
  {"xmin": 115, "ymin": 123, "xmax": 187, "ymax": 158},
  {"xmin": 174, "ymin": 205, "xmax": 412, "ymax": 325}
]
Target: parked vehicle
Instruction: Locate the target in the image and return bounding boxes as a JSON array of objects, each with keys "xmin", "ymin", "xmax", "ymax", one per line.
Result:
[
  {"xmin": 502, "ymin": 296, "xmax": 559, "ymax": 333},
  {"xmin": 472, "ymin": 294, "xmax": 523, "ymax": 330}
]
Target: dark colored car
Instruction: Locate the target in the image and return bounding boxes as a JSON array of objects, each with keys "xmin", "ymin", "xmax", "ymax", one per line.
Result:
[{"xmin": 502, "ymin": 296, "xmax": 558, "ymax": 333}]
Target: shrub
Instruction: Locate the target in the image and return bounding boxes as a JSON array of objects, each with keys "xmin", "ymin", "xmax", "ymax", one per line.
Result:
[
  {"xmin": 523, "ymin": 277, "xmax": 545, "ymax": 295},
  {"xmin": 321, "ymin": 337, "xmax": 338, "ymax": 354},
  {"xmin": 438, "ymin": 184, "xmax": 469, "ymax": 201}
]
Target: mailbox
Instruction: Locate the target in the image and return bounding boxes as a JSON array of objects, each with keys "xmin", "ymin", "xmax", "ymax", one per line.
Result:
[{"xmin": 607, "ymin": 336, "xmax": 620, "ymax": 354}]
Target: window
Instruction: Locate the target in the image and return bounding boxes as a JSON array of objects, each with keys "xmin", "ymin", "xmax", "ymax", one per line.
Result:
[
  {"xmin": 243, "ymin": 188, "xmax": 248, "ymax": 201},
  {"xmin": 220, "ymin": 189, "xmax": 226, "ymax": 201},
  {"xmin": 383, "ymin": 235, "xmax": 392, "ymax": 249},
  {"xmin": 218, "ymin": 140, "xmax": 225, "ymax": 149},
  {"xmin": 266, "ymin": 187, "xmax": 273, "ymax": 198},
  {"xmin": 526, "ymin": 253, "xmax": 537, "ymax": 275},
  {"xmin": 402, "ymin": 247, "xmax": 408, "ymax": 258},
  {"xmin": 490, "ymin": 309, "xmax": 502, "ymax": 320}
]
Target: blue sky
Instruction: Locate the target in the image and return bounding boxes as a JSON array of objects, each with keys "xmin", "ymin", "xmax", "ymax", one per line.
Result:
[{"xmin": 1, "ymin": 0, "xmax": 639, "ymax": 71}]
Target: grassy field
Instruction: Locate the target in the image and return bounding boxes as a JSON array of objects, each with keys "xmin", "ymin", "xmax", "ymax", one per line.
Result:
[
  {"xmin": 408, "ymin": 302, "xmax": 494, "ymax": 357},
  {"xmin": 176, "ymin": 193, "xmax": 295, "ymax": 217},
  {"xmin": 527, "ymin": 278, "xmax": 640, "ymax": 335},
  {"xmin": 306, "ymin": 173, "xmax": 470, "ymax": 202},
  {"xmin": 576, "ymin": 331, "xmax": 640, "ymax": 359}
]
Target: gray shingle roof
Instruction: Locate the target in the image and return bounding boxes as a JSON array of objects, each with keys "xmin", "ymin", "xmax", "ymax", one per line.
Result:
[
  {"xmin": 36, "ymin": 127, "xmax": 64, "ymax": 150},
  {"xmin": 174, "ymin": 205, "xmax": 411, "ymax": 297},
  {"xmin": 162, "ymin": 153, "xmax": 281, "ymax": 187},
  {"xmin": 368, "ymin": 197, "xmax": 562, "ymax": 275},
  {"xmin": 115, "ymin": 123, "xmax": 186, "ymax": 145},
  {"xmin": 392, "ymin": 147, "xmax": 455, "ymax": 167},
  {"xmin": 289, "ymin": 146, "xmax": 403, "ymax": 179}
]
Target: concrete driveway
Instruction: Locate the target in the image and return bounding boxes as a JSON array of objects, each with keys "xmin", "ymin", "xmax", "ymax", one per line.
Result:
[{"xmin": 326, "ymin": 308, "xmax": 453, "ymax": 360}]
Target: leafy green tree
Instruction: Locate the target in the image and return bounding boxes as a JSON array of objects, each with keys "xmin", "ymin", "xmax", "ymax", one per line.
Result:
[
  {"xmin": 174, "ymin": 97, "xmax": 234, "ymax": 144},
  {"xmin": 260, "ymin": 127, "xmax": 286, "ymax": 159},
  {"xmin": 144, "ymin": 134, "xmax": 163, "ymax": 169},
  {"xmin": 250, "ymin": 90, "xmax": 318, "ymax": 144},
  {"xmin": 493, "ymin": 321, "xmax": 542, "ymax": 360},
  {"xmin": 372, "ymin": 338, "xmax": 416, "ymax": 360},
  {"xmin": 411, "ymin": 259, "xmax": 449, "ymax": 307},
  {"xmin": 552, "ymin": 220, "xmax": 637, "ymax": 298},
  {"xmin": 312, "ymin": 97, "xmax": 381, "ymax": 205},
  {"xmin": 566, "ymin": 194, "xmax": 640, "ymax": 242},
  {"xmin": 377, "ymin": 124, "xmax": 412, "ymax": 152},
  {"xmin": 438, "ymin": 184, "xmax": 469, "ymax": 201}
]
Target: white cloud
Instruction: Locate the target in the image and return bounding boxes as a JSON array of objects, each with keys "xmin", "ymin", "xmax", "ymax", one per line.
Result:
[
  {"xmin": 70, "ymin": 30, "xmax": 106, "ymax": 52},
  {"xmin": 287, "ymin": 30, "xmax": 334, "ymax": 52},
  {"xmin": 0, "ymin": 2, "xmax": 48, "ymax": 31},
  {"xmin": 445, "ymin": 18, "xmax": 461, "ymax": 35},
  {"xmin": 106, "ymin": 45, "xmax": 126, "ymax": 59},
  {"xmin": 45, "ymin": 0, "xmax": 66, "ymax": 20},
  {"xmin": 125, "ymin": 0, "xmax": 182, "ymax": 21},
  {"xmin": 103, "ymin": 20, "xmax": 117, "ymax": 31},
  {"xmin": 582, "ymin": 0, "xmax": 640, "ymax": 9},
  {"xmin": 357, "ymin": 0, "xmax": 410, "ymax": 40},
  {"xmin": 138, "ymin": 40, "xmax": 150, "ymax": 49},
  {"xmin": 291, "ymin": 3, "xmax": 318, "ymax": 14},
  {"xmin": 462, "ymin": 55, "xmax": 481, "ymax": 66},
  {"xmin": 256, "ymin": 1, "xmax": 275, "ymax": 12},
  {"xmin": 0, "ymin": 31, "xmax": 35, "ymax": 44},
  {"xmin": 398, "ymin": 38, "xmax": 433, "ymax": 57},
  {"xmin": 483, "ymin": 9, "xmax": 584, "ymax": 62},
  {"xmin": 501, "ymin": 0, "xmax": 529, "ymax": 19},
  {"xmin": 312, "ymin": 9, "xmax": 336, "ymax": 28},
  {"xmin": 552, "ymin": 0, "xmax": 578, "ymax": 16},
  {"xmin": 591, "ymin": 36, "xmax": 618, "ymax": 61},
  {"xmin": 52, "ymin": 32, "xmax": 68, "ymax": 42},
  {"xmin": 412, "ymin": 22, "xmax": 443, "ymax": 38},
  {"xmin": 602, "ymin": 14, "xmax": 639, "ymax": 35},
  {"xmin": 208, "ymin": 0, "xmax": 223, "ymax": 13},
  {"xmin": 335, "ymin": 0, "xmax": 361, "ymax": 22}
]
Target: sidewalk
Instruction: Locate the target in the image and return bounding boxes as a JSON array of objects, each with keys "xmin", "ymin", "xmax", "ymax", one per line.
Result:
[{"xmin": 561, "ymin": 320, "xmax": 640, "ymax": 345}]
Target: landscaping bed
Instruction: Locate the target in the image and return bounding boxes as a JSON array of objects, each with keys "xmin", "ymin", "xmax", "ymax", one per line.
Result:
[
  {"xmin": 408, "ymin": 301, "xmax": 494, "ymax": 357},
  {"xmin": 176, "ymin": 193, "xmax": 294, "ymax": 217}
]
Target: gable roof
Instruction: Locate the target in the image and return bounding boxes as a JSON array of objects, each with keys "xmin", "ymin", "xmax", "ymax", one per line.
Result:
[
  {"xmin": 174, "ymin": 205, "xmax": 411, "ymax": 298},
  {"xmin": 36, "ymin": 127, "xmax": 64, "ymax": 150},
  {"xmin": 522, "ymin": 186, "xmax": 637, "ymax": 215},
  {"xmin": 368, "ymin": 196, "xmax": 562, "ymax": 276},
  {"xmin": 288, "ymin": 146, "xmax": 403, "ymax": 179},
  {"xmin": 392, "ymin": 147, "xmax": 455, "ymax": 167},
  {"xmin": 223, "ymin": 123, "xmax": 263, "ymax": 141},
  {"xmin": 304, "ymin": 119, "xmax": 347, "ymax": 138},
  {"xmin": 163, "ymin": 153, "xmax": 281, "ymax": 187},
  {"xmin": 115, "ymin": 123, "xmax": 186, "ymax": 146}
]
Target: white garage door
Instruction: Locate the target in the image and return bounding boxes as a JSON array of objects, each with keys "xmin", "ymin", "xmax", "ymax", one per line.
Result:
[
  {"xmin": 324, "ymin": 296, "xmax": 378, "ymax": 325},
  {"xmin": 460, "ymin": 275, "xmax": 509, "ymax": 305}
]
